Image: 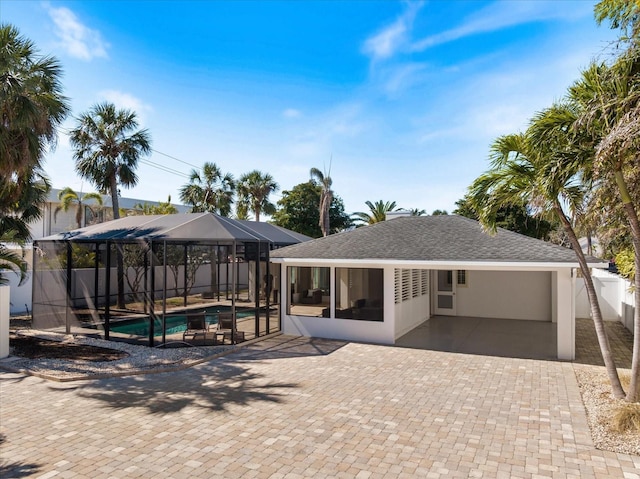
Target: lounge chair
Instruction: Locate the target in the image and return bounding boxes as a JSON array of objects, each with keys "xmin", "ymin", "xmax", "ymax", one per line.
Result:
[
  {"xmin": 182, "ymin": 312, "xmax": 209, "ymax": 342},
  {"xmin": 216, "ymin": 312, "xmax": 245, "ymax": 343}
]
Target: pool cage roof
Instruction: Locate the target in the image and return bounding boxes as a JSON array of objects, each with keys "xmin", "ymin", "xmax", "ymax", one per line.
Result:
[
  {"xmin": 32, "ymin": 213, "xmax": 311, "ymax": 347},
  {"xmin": 37, "ymin": 212, "xmax": 311, "ymax": 245}
]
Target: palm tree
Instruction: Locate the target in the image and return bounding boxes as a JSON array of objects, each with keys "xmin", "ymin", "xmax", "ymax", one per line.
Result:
[
  {"xmin": 0, "ymin": 24, "xmax": 69, "ymax": 186},
  {"xmin": 179, "ymin": 162, "xmax": 235, "ymax": 216},
  {"xmin": 469, "ymin": 112, "xmax": 626, "ymax": 399},
  {"xmin": 54, "ymin": 187, "xmax": 103, "ymax": 229},
  {"xmin": 410, "ymin": 208, "xmax": 426, "ymax": 216},
  {"xmin": 235, "ymin": 202, "xmax": 251, "ymax": 221},
  {"xmin": 0, "ymin": 169, "xmax": 50, "ymax": 285},
  {"xmin": 0, "ymin": 24, "xmax": 67, "ymax": 284},
  {"xmin": 310, "ymin": 167, "xmax": 333, "ymax": 237},
  {"xmin": 70, "ymin": 102, "xmax": 151, "ymax": 221},
  {"xmin": 237, "ymin": 170, "xmax": 279, "ymax": 222},
  {"xmin": 352, "ymin": 200, "xmax": 398, "ymax": 225},
  {"xmin": 568, "ymin": 54, "xmax": 640, "ymax": 402},
  {"xmin": 70, "ymin": 102, "xmax": 151, "ymax": 308},
  {"xmin": 133, "ymin": 196, "xmax": 179, "ymax": 215}
]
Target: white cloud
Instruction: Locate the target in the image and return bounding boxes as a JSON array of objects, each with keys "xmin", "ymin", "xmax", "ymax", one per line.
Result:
[
  {"xmin": 411, "ymin": 1, "xmax": 591, "ymax": 52},
  {"xmin": 45, "ymin": 3, "xmax": 109, "ymax": 60},
  {"xmin": 283, "ymin": 108, "xmax": 302, "ymax": 119},
  {"xmin": 361, "ymin": 1, "xmax": 424, "ymax": 61},
  {"xmin": 98, "ymin": 90, "xmax": 153, "ymax": 124}
]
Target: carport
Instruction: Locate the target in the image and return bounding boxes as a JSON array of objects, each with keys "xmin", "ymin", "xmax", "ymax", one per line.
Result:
[
  {"xmin": 271, "ymin": 215, "xmax": 608, "ymax": 360},
  {"xmin": 395, "ymin": 316, "xmax": 557, "ymax": 360}
]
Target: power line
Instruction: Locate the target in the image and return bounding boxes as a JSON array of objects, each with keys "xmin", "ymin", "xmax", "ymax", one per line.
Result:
[
  {"xmin": 57, "ymin": 126, "xmax": 198, "ymax": 179},
  {"xmin": 138, "ymin": 158, "xmax": 190, "ymax": 179},
  {"xmin": 151, "ymin": 149, "xmax": 200, "ymax": 170}
]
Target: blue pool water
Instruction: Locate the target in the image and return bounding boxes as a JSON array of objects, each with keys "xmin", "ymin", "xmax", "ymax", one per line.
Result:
[{"xmin": 108, "ymin": 308, "xmax": 255, "ymax": 337}]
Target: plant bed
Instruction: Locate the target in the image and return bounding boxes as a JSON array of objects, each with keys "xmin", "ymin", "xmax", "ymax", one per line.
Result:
[{"xmin": 9, "ymin": 333, "xmax": 129, "ymax": 362}]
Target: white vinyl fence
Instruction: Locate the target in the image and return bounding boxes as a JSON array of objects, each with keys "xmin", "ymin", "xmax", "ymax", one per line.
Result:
[{"xmin": 575, "ymin": 268, "xmax": 635, "ymax": 334}]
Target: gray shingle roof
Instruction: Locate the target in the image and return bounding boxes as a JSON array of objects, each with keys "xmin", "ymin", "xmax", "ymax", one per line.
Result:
[
  {"xmin": 37, "ymin": 213, "xmax": 311, "ymax": 245},
  {"xmin": 271, "ymin": 215, "xmax": 604, "ymax": 264}
]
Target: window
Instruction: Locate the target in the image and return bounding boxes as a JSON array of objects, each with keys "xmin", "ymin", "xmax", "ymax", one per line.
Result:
[
  {"xmin": 457, "ymin": 270, "xmax": 467, "ymax": 286},
  {"xmin": 335, "ymin": 268, "xmax": 384, "ymax": 321},
  {"xmin": 287, "ymin": 266, "xmax": 330, "ymax": 317}
]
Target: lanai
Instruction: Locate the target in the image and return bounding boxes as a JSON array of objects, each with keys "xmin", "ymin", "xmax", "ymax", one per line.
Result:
[{"xmin": 32, "ymin": 213, "xmax": 309, "ymax": 346}]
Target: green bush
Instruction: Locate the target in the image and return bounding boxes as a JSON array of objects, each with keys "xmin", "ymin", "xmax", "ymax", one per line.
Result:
[{"xmin": 615, "ymin": 248, "xmax": 635, "ymax": 280}]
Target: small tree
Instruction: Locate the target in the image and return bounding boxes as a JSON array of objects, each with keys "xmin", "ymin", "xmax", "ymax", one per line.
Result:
[
  {"xmin": 54, "ymin": 187, "xmax": 103, "ymax": 229},
  {"xmin": 272, "ymin": 181, "xmax": 351, "ymax": 238},
  {"xmin": 237, "ymin": 170, "xmax": 278, "ymax": 222},
  {"xmin": 352, "ymin": 200, "xmax": 399, "ymax": 225}
]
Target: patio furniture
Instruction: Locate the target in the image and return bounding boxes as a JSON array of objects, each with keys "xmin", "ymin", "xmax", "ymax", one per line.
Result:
[
  {"xmin": 215, "ymin": 312, "xmax": 245, "ymax": 343},
  {"xmin": 183, "ymin": 312, "xmax": 209, "ymax": 342},
  {"xmin": 300, "ymin": 289, "xmax": 322, "ymax": 304}
]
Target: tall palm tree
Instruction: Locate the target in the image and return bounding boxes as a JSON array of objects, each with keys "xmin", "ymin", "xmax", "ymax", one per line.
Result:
[
  {"xmin": 70, "ymin": 102, "xmax": 151, "ymax": 221},
  {"xmin": 70, "ymin": 102, "xmax": 151, "ymax": 308},
  {"xmin": 469, "ymin": 112, "xmax": 626, "ymax": 399},
  {"xmin": 352, "ymin": 200, "xmax": 398, "ymax": 225},
  {"xmin": 54, "ymin": 187, "xmax": 103, "ymax": 229},
  {"xmin": 568, "ymin": 54, "xmax": 640, "ymax": 402},
  {"xmin": 237, "ymin": 170, "xmax": 279, "ymax": 222},
  {"xmin": 310, "ymin": 167, "xmax": 333, "ymax": 237},
  {"xmin": 179, "ymin": 162, "xmax": 235, "ymax": 216},
  {"xmin": 0, "ymin": 24, "xmax": 64, "ymax": 285},
  {"xmin": 0, "ymin": 24, "xmax": 69, "ymax": 186}
]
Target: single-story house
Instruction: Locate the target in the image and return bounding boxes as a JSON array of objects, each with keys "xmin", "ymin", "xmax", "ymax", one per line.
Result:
[{"xmin": 270, "ymin": 214, "xmax": 608, "ymax": 360}]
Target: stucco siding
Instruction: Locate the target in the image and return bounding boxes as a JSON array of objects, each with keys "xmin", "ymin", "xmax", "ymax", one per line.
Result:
[{"xmin": 456, "ymin": 270, "xmax": 552, "ymax": 321}]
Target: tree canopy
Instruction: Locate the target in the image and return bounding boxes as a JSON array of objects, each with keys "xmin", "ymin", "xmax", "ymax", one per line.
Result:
[{"xmin": 271, "ymin": 181, "xmax": 351, "ymax": 238}]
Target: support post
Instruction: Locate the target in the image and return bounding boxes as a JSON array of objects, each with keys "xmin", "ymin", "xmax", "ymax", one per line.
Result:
[
  {"xmin": 105, "ymin": 241, "xmax": 111, "ymax": 340},
  {"xmin": 66, "ymin": 242, "xmax": 72, "ymax": 334},
  {"xmin": 162, "ymin": 241, "xmax": 167, "ymax": 346},
  {"xmin": 231, "ymin": 241, "xmax": 237, "ymax": 344},
  {"xmin": 149, "ymin": 241, "xmax": 155, "ymax": 347},
  {"xmin": 556, "ymin": 268, "xmax": 575, "ymax": 360},
  {"xmin": 183, "ymin": 244, "xmax": 188, "ymax": 307}
]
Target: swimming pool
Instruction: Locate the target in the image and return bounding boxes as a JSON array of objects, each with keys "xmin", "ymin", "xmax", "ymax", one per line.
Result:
[{"xmin": 108, "ymin": 308, "xmax": 255, "ymax": 337}]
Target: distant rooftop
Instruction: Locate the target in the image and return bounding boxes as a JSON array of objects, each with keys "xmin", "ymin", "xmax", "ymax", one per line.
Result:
[{"xmin": 46, "ymin": 187, "xmax": 190, "ymax": 213}]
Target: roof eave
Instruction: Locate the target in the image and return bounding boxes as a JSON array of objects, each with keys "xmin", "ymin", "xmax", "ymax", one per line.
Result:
[{"xmin": 270, "ymin": 257, "xmax": 609, "ymax": 270}]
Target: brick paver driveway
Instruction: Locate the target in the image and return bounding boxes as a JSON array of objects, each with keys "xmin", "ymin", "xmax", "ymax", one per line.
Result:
[{"xmin": 1, "ymin": 335, "xmax": 639, "ymax": 478}]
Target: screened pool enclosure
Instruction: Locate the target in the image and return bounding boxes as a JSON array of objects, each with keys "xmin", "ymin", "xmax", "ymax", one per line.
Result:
[{"xmin": 32, "ymin": 213, "xmax": 309, "ymax": 346}]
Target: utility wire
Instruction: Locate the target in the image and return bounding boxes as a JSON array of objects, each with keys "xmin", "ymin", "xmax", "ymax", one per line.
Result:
[{"xmin": 58, "ymin": 126, "xmax": 198, "ymax": 180}]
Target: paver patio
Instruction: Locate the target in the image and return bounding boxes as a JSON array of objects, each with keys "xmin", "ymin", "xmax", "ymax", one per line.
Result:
[{"xmin": 2, "ymin": 334, "xmax": 639, "ymax": 478}]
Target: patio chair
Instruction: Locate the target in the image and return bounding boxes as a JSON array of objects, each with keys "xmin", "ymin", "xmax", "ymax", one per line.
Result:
[
  {"xmin": 216, "ymin": 312, "xmax": 245, "ymax": 343},
  {"xmin": 182, "ymin": 312, "xmax": 209, "ymax": 342}
]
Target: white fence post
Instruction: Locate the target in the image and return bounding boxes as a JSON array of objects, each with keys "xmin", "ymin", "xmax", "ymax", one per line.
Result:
[{"xmin": 0, "ymin": 285, "xmax": 10, "ymax": 359}]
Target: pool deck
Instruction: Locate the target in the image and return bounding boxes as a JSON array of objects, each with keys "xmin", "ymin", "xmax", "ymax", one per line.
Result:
[{"xmin": 1, "ymin": 324, "xmax": 639, "ymax": 478}]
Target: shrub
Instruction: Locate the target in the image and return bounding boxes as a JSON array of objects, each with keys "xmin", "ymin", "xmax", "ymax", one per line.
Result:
[
  {"xmin": 615, "ymin": 248, "xmax": 635, "ymax": 280},
  {"xmin": 611, "ymin": 402, "xmax": 640, "ymax": 433}
]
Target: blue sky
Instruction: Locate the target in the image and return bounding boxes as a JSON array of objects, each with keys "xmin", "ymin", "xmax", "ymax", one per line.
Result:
[{"xmin": 3, "ymin": 0, "xmax": 617, "ymax": 216}]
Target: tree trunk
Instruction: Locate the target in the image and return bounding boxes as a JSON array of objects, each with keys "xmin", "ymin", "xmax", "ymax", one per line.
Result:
[
  {"xmin": 615, "ymin": 170, "xmax": 640, "ymax": 402},
  {"xmin": 555, "ymin": 204, "xmax": 626, "ymax": 399},
  {"xmin": 110, "ymin": 176, "xmax": 126, "ymax": 308}
]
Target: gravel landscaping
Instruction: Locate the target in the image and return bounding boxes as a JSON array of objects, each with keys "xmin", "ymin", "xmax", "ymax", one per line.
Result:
[
  {"xmin": 2, "ymin": 329, "xmax": 241, "ymax": 380},
  {"xmin": 574, "ymin": 364, "xmax": 640, "ymax": 456}
]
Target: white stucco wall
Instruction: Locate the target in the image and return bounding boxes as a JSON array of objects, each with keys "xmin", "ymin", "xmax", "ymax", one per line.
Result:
[
  {"xmin": 456, "ymin": 270, "xmax": 552, "ymax": 321},
  {"xmin": 6, "ymin": 245, "xmax": 33, "ymax": 314}
]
